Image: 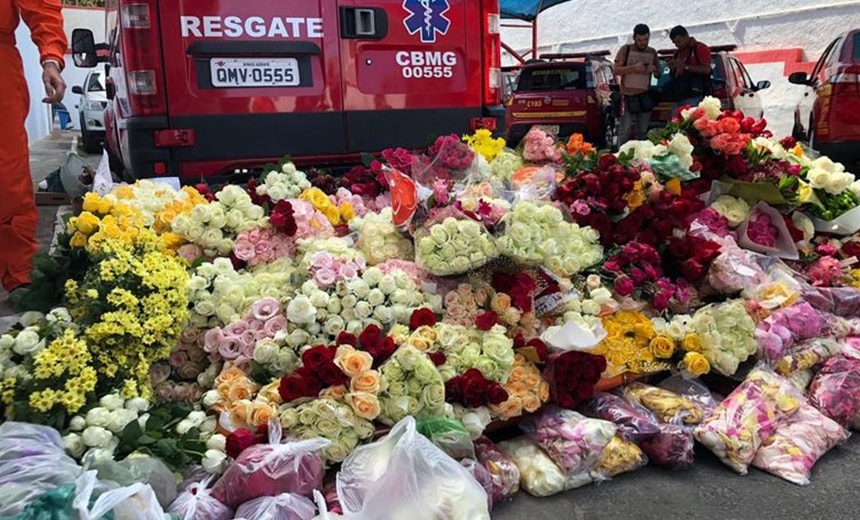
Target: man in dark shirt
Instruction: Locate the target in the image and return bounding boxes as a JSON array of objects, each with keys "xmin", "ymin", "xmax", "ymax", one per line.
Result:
[{"xmin": 667, "ymin": 25, "xmax": 712, "ymax": 113}]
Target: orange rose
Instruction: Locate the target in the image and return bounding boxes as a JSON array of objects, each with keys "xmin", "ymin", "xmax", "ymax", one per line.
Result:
[
  {"xmin": 229, "ymin": 399, "xmax": 254, "ymax": 425},
  {"xmin": 215, "ymin": 367, "xmax": 246, "ymax": 386},
  {"xmin": 320, "ymin": 385, "xmax": 347, "ymax": 400},
  {"xmin": 507, "ymin": 381, "xmax": 528, "ymax": 397},
  {"xmin": 350, "ymin": 370, "xmax": 381, "ymax": 394},
  {"xmin": 490, "ymin": 293, "xmax": 511, "ymax": 313},
  {"xmin": 335, "ymin": 346, "xmax": 373, "ymax": 377},
  {"xmin": 490, "ymin": 396, "xmax": 523, "ymax": 421},
  {"xmin": 257, "ymin": 381, "xmax": 283, "ymax": 405},
  {"xmin": 522, "ymin": 394, "xmax": 542, "ymax": 413},
  {"xmin": 538, "ymin": 381, "xmax": 550, "ymax": 402},
  {"xmin": 226, "ymin": 378, "xmax": 259, "ymax": 403},
  {"xmin": 523, "ymin": 372, "xmax": 541, "ymax": 388},
  {"xmin": 346, "ymin": 392, "xmax": 381, "ymax": 420},
  {"xmin": 509, "ymin": 366, "xmax": 527, "ymax": 382},
  {"xmin": 250, "ymin": 403, "xmax": 278, "ymax": 427}
]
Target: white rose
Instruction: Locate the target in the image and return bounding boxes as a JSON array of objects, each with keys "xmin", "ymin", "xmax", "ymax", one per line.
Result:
[
  {"xmin": 124, "ymin": 397, "xmax": 149, "ymax": 413},
  {"xmin": 309, "ymin": 290, "xmax": 330, "ymax": 309},
  {"xmin": 665, "ymin": 322, "xmax": 686, "ymax": 342},
  {"xmin": 85, "ymin": 407, "xmax": 112, "ymax": 428},
  {"xmin": 201, "ymin": 228, "xmax": 224, "ymax": 247},
  {"xmin": 701, "ymin": 96, "xmax": 721, "ymax": 120},
  {"xmin": 286, "ymin": 329, "xmax": 311, "ymax": 349},
  {"xmin": 202, "ymin": 449, "xmax": 227, "ymax": 474},
  {"xmin": 0, "ymin": 335, "xmax": 13, "ymax": 351},
  {"xmin": 351, "ymin": 280, "xmax": 371, "ymax": 299},
  {"xmin": 12, "ymin": 329, "xmax": 44, "ymax": 356},
  {"xmin": 63, "ymin": 433, "xmax": 86, "ymax": 459},
  {"xmin": 341, "ymin": 294, "xmax": 358, "ymax": 309},
  {"xmin": 287, "ymin": 295, "xmax": 317, "ymax": 325},
  {"xmin": 175, "ymin": 419, "xmax": 195, "ymax": 435},
  {"xmin": 791, "ymin": 212, "xmax": 815, "ymax": 242},
  {"xmin": 366, "ymin": 288, "xmax": 386, "ymax": 307},
  {"xmin": 806, "ymin": 168, "xmax": 830, "ymax": 189},
  {"xmin": 378, "ymin": 275, "xmax": 397, "ymax": 295},
  {"xmin": 324, "ymin": 315, "xmax": 346, "ymax": 336},
  {"xmin": 206, "ymin": 433, "xmax": 227, "ymax": 452},
  {"xmin": 282, "ymin": 162, "xmax": 298, "ymax": 174},
  {"xmin": 267, "ymin": 184, "xmax": 288, "ymax": 202},
  {"xmin": 580, "ymin": 300, "xmax": 600, "ymax": 315},
  {"xmin": 373, "ymin": 306, "xmax": 393, "ymax": 324},
  {"xmin": 69, "ymin": 415, "xmax": 87, "ymax": 432},
  {"xmin": 225, "ymin": 208, "xmax": 245, "ymax": 229},
  {"xmin": 201, "ymin": 417, "xmax": 217, "ymax": 433},
  {"xmin": 355, "ymin": 301, "xmax": 373, "ymax": 319},
  {"xmin": 186, "ymin": 224, "xmax": 205, "ymax": 242},
  {"xmin": 187, "ymin": 410, "xmax": 208, "ymax": 427},
  {"xmin": 81, "ymin": 426, "xmax": 113, "ymax": 448},
  {"xmin": 824, "ymin": 172, "xmax": 854, "ymax": 195},
  {"xmin": 19, "ymin": 312, "xmax": 44, "ymax": 327},
  {"xmin": 254, "ymin": 339, "xmax": 280, "ymax": 364},
  {"xmin": 202, "ymin": 390, "xmax": 222, "ymax": 408},
  {"xmin": 107, "ymin": 409, "xmax": 139, "ymax": 434},
  {"xmin": 99, "ymin": 393, "xmax": 125, "ymax": 412},
  {"xmin": 362, "ymin": 267, "xmax": 383, "ymax": 286},
  {"xmin": 849, "ymin": 180, "xmax": 860, "ymax": 198}
]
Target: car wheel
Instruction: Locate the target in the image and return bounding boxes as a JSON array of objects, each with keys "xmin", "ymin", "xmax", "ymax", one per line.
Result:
[
  {"xmin": 600, "ymin": 112, "xmax": 618, "ymax": 152},
  {"xmin": 80, "ymin": 115, "xmax": 101, "ymax": 154}
]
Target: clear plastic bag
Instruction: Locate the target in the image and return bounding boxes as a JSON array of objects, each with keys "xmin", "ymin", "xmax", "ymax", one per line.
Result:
[
  {"xmin": 519, "ymin": 406, "xmax": 617, "ymax": 477},
  {"xmin": 416, "ymin": 416, "xmax": 476, "ymax": 460},
  {"xmin": 90, "ymin": 455, "xmax": 177, "ymax": 508},
  {"xmin": 473, "ymin": 437, "xmax": 520, "ymax": 502},
  {"xmin": 0, "ymin": 422, "xmax": 83, "ymax": 516},
  {"xmin": 497, "ymin": 437, "xmax": 593, "ymax": 497},
  {"xmin": 234, "ymin": 493, "xmax": 316, "ymax": 520},
  {"xmin": 413, "ymin": 209, "xmax": 499, "ymax": 276},
  {"xmin": 774, "ymin": 338, "xmax": 842, "ymax": 377},
  {"xmin": 336, "ymin": 416, "xmax": 490, "ymax": 520},
  {"xmin": 807, "ymin": 354, "xmax": 860, "ymax": 427},
  {"xmin": 73, "ymin": 470, "xmax": 168, "ymax": 520},
  {"xmin": 751, "ymin": 402, "xmax": 850, "ymax": 486},
  {"xmin": 656, "ymin": 373, "xmax": 718, "ymax": 417},
  {"xmin": 211, "ymin": 421, "xmax": 329, "ymax": 508},
  {"xmin": 621, "ymin": 382, "xmax": 705, "ymax": 426},
  {"xmin": 168, "ymin": 476, "xmax": 233, "ymax": 520},
  {"xmin": 309, "ymin": 490, "xmax": 344, "ymax": 520},
  {"xmin": 800, "ymin": 285, "xmax": 860, "ymax": 317},
  {"xmin": 638, "ymin": 423, "xmax": 695, "ymax": 471},
  {"xmin": 459, "ymin": 459, "xmax": 495, "ymax": 511},
  {"xmin": 591, "ymin": 435, "xmax": 648, "ymax": 479},
  {"xmin": 577, "ymin": 391, "xmax": 661, "ymax": 443},
  {"xmin": 694, "ymin": 367, "xmax": 804, "ymax": 474}
]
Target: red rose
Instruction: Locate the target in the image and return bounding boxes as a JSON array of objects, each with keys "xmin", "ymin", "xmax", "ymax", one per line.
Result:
[
  {"xmin": 318, "ymin": 360, "xmax": 348, "ymax": 387},
  {"xmin": 302, "ymin": 345, "xmax": 335, "ymax": 371},
  {"xmin": 475, "ymin": 311, "xmax": 499, "ymax": 331},
  {"xmin": 680, "ymin": 258, "xmax": 707, "ymax": 282},
  {"xmin": 597, "ymin": 154, "xmax": 618, "ymax": 170},
  {"xmin": 445, "ymin": 377, "xmax": 463, "ymax": 403},
  {"xmin": 254, "ymin": 423, "xmax": 270, "ymax": 443},
  {"xmin": 359, "ymin": 324, "xmax": 383, "ymax": 350},
  {"xmin": 409, "ymin": 308, "xmax": 437, "ymax": 330},
  {"xmin": 229, "ymin": 253, "xmax": 246, "ymax": 271},
  {"xmin": 462, "ymin": 377, "xmax": 488, "ymax": 408},
  {"xmin": 336, "ymin": 332, "xmax": 357, "ymax": 346},
  {"xmin": 225, "ymin": 428, "xmax": 258, "ymax": 459},
  {"xmin": 614, "ymin": 276, "xmax": 635, "ymax": 297},
  {"xmin": 527, "ymin": 338, "xmax": 549, "ymax": 362},
  {"xmin": 428, "ymin": 351, "xmax": 447, "ymax": 366},
  {"xmin": 842, "ymin": 240, "xmax": 860, "ymax": 258},
  {"xmin": 513, "ymin": 333, "xmax": 526, "ymax": 349},
  {"xmin": 486, "ymin": 383, "xmax": 509, "ymax": 405},
  {"xmin": 279, "ymin": 374, "xmax": 322, "ymax": 402}
]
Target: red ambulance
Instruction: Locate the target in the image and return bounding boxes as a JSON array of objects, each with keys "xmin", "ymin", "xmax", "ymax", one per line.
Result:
[{"xmin": 71, "ymin": 0, "xmax": 504, "ymax": 179}]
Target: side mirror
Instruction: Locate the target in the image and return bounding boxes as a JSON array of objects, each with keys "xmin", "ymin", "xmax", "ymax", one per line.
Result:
[
  {"xmin": 788, "ymin": 71, "xmax": 810, "ymax": 85},
  {"xmin": 755, "ymin": 80, "xmax": 771, "ymax": 91},
  {"xmin": 72, "ymin": 28, "xmax": 97, "ymax": 68},
  {"xmin": 71, "ymin": 85, "xmax": 83, "ymax": 95}
]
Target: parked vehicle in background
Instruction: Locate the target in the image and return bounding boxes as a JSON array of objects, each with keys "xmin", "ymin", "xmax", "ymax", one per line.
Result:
[
  {"xmin": 789, "ymin": 29, "xmax": 860, "ymax": 166},
  {"xmin": 70, "ymin": 0, "xmax": 504, "ymax": 180},
  {"xmin": 648, "ymin": 45, "xmax": 770, "ymax": 127},
  {"xmin": 71, "ymin": 69, "xmax": 107, "ymax": 154},
  {"xmin": 504, "ymin": 52, "xmax": 619, "ymax": 149}
]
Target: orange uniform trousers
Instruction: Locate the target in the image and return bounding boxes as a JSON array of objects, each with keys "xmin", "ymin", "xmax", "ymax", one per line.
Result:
[{"xmin": 0, "ymin": 0, "xmax": 66, "ymax": 291}]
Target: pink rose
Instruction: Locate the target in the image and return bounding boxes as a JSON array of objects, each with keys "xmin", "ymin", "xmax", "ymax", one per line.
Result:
[
  {"xmin": 315, "ymin": 268, "xmax": 337, "ymax": 287},
  {"xmin": 187, "ymin": 344, "xmax": 207, "ymax": 363},
  {"xmin": 247, "ymin": 319, "xmax": 265, "ymax": 332},
  {"xmin": 233, "ymin": 239, "xmax": 257, "ymax": 261},
  {"xmin": 224, "ymin": 320, "xmax": 250, "ymax": 337},
  {"xmin": 203, "ymin": 328, "xmax": 226, "ymax": 353},
  {"xmin": 149, "ymin": 363, "xmax": 171, "ymax": 386},
  {"xmin": 177, "ymin": 361, "xmax": 202, "ymax": 380},
  {"xmin": 218, "ymin": 337, "xmax": 243, "ymax": 359},
  {"xmin": 169, "ymin": 350, "xmax": 189, "ymax": 368},
  {"xmin": 173, "ymin": 383, "xmax": 190, "ymax": 402},
  {"xmin": 613, "ymin": 276, "xmax": 635, "ymax": 297},
  {"xmin": 247, "ymin": 228, "xmax": 263, "ymax": 242},
  {"xmin": 240, "ymin": 332, "xmax": 257, "ymax": 358},
  {"xmin": 338, "ymin": 263, "xmax": 358, "ymax": 280},
  {"xmin": 263, "ymin": 315, "xmax": 288, "ymax": 337},
  {"xmin": 313, "ymin": 252, "xmax": 335, "ymax": 270},
  {"xmin": 180, "ymin": 327, "xmax": 201, "ymax": 345},
  {"xmin": 254, "ymin": 239, "xmax": 274, "ymax": 258},
  {"xmin": 177, "ymin": 244, "xmax": 204, "ymax": 264},
  {"xmin": 251, "ymin": 297, "xmax": 281, "ymax": 321},
  {"xmin": 155, "ymin": 383, "xmax": 174, "ymax": 401}
]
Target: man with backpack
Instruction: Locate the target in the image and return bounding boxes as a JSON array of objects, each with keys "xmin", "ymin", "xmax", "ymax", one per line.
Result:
[
  {"xmin": 614, "ymin": 23, "xmax": 661, "ymax": 145},
  {"xmin": 668, "ymin": 25, "xmax": 712, "ymax": 113}
]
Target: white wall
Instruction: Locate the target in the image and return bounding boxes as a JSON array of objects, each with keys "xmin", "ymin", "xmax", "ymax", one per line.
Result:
[
  {"xmin": 502, "ymin": 0, "xmax": 860, "ymax": 138},
  {"xmin": 20, "ymin": 7, "xmax": 104, "ymax": 144}
]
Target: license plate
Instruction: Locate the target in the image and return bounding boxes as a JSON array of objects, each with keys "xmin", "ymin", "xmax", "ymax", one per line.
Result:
[{"xmin": 210, "ymin": 57, "xmax": 300, "ymax": 88}]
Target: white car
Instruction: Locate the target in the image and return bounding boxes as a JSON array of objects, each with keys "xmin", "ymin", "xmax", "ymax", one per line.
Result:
[{"xmin": 72, "ymin": 70, "xmax": 107, "ymax": 153}]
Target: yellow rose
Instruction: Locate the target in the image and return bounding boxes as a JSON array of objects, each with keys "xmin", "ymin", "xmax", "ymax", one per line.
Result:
[
  {"xmin": 346, "ymin": 392, "xmax": 381, "ymax": 420},
  {"xmin": 415, "ymin": 325, "xmax": 440, "ymax": 344},
  {"xmin": 350, "ymin": 370, "xmax": 381, "ymax": 394},
  {"xmin": 649, "ymin": 335, "xmax": 676, "ymax": 359},
  {"xmin": 69, "ymin": 232, "xmax": 88, "ymax": 248},
  {"xmin": 250, "ymin": 403, "xmax": 277, "ymax": 427},
  {"xmin": 323, "ymin": 205, "xmax": 341, "ymax": 225},
  {"xmin": 340, "ymin": 202, "xmax": 356, "ymax": 222},
  {"xmin": 82, "ymin": 193, "xmax": 101, "ymax": 213},
  {"xmin": 683, "ymin": 352, "xmax": 710, "ymax": 376},
  {"xmin": 97, "ymin": 198, "xmax": 114, "ymax": 215},
  {"xmin": 74, "ymin": 212, "xmax": 100, "ymax": 235},
  {"xmin": 681, "ymin": 334, "xmax": 702, "ymax": 353},
  {"xmin": 407, "ymin": 336, "xmax": 430, "ymax": 352},
  {"xmin": 229, "ymin": 399, "xmax": 254, "ymax": 425},
  {"xmin": 538, "ymin": 381, "xmax": 550, "ymax": 402},
  {"xmin": 335, "ymin": 347, "xmax": 373, "ymax": 377},
  {"xmin": 225, "ymin": 378, "xmax": 259, "ymax": 403},
  {"xmin": 257, "ymin": 381, "xmax": 283, "ymax": 405}
]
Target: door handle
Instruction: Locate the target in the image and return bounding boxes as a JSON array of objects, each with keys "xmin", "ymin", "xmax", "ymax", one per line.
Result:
[{"xmin": 340, "ymin": 7, "xmax": 388, "ymax": 39}]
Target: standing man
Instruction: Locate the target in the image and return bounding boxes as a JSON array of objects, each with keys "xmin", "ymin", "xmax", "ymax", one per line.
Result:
[
  {"xmin": 0, "ymin": 1, "xmax": 66, "ymax": 294},
  {"xmin": 668, "ymin": 25, "xmax": 712, "ymax": 113},
  {"xmin": 614, "ymin": 24, "xmax": 660, "ymax": 145}
]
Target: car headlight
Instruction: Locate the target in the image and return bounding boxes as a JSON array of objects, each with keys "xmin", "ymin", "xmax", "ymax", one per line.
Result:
[{"xmin": 85, "ymin": 100, "xmax": 104, "ymax": 111}]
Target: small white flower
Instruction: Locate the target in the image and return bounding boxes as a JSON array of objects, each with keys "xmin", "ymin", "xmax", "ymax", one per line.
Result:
[
  {"xmin": 201, "ymin": 417, "xmax": 217, "ymax": 433},
  {"xmin": 12, "ymin": 329, "xmax": 44, "ymax": 356},
  {"xmin": 63, "ymin": 433, "xmax": 86, "ymax": 458},
  {"xmin": 69, "ymin": 415, "xmax": 87, "ymax": 432},
  {"xmin": 85, "ymin": 407, "xmax": 112, "ymax": 429},
  {"xmin": 175, "ymin": 419, "xmax": 195, "ymax": 435},
  {"xmin": 81, "ymin": 426, "xmax": 113, "ymax": 448},
  {"xmin": 202, "ymin": 390, "xmax": 222, "ymax": 408},
  {"xmin": 99, "ymin": 393, "xmax": 125, "ymax": 412},
  {"xmin": 187, "ymin": 410, "xmax": 208, "ymax": 427},
  {"xmin": 206, "ymin": 433, "xmax": 227, "ymax": 452},
  {"xmin": 202, "ymin": 449, "xmax": 228, "ymax": 474},
  {"xmin": 287, "ymin": 295, "xmax": 317, "ymax": 325},
  {"xmin": 124, "ymin": 397, "xmax": 150, "ymax": 413}
]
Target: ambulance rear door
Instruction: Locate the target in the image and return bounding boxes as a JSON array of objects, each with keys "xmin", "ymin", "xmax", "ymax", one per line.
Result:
[
  {"xmin": 158, "ymin": 1, "xmax": 345, "ymax": 171},
  {"xmin": 338, "ymin": 0, "xmax": 482, "ymax": 152}
]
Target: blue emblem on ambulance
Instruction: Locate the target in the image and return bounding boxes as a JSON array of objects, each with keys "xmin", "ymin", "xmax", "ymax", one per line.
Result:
[{"xmin": 402, "ymin": 0, "xmax": 451, "ymax": 43}]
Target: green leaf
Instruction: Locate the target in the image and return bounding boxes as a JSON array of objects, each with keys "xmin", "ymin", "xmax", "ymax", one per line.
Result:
[
  {"xmin": 250, "ymin": 360, "xmax": 272, "ymax": 384},
  {"xmin": 120, "ymin": 419, "xmax": 144, "ymax": 445},
  {"xmin": 360, "ymin": 152, "xmax": 375, "ymax": 168},
  {"xmin": 138, "ymin": 435, "xmax": 157, "ymax": 446}
]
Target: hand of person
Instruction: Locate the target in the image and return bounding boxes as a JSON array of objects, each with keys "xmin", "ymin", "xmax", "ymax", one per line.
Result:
[{"xmin": 41, "ymin": 62, "xmax": 66, "ymax": 104}]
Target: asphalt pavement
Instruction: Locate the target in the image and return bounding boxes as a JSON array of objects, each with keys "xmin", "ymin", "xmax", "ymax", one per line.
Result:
[{"xmin": 5, "ymin": 129, "xmax": 860, "ymax": 520}]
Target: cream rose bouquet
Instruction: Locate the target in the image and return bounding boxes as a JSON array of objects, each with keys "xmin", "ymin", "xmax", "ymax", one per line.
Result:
[
  {"xmin": 688, "ymin": 300, "xmax": 758, "ymax": 376},
  {"xmin": 496, "ymin": 201, "xmax": 603, "ymax": 276},
  {"xmin": 171, "ymin": 185, "xmax": 267, "ymax": 256},
  {"xmin": 256, "ymin": 161, "xmax": 312, "ymax": 202},
  {"xmin": 349, "ymin": 208, "xmax": 415, "ymax": 265},
  {"xmin": 279, "ymin": 397, "xmax": 375, "ymax": 464},
  {"xmin": 377, "ymin": 346, "xmax": 446, "ymax": 425},
  {"xmin": 439, "ymin": 324, "xmax": 515, "ymax": 384},
  {"xmin": 415, "ymin": 216, "xmax": 498, "ymax": 276}
]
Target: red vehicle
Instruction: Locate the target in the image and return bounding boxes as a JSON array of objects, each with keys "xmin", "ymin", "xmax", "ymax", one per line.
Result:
[
  {"xmin": 70, "ymin": 0, "xmax": 504, "ymax": 179},
  {"xmin": 504, "ymin": 52, "xmax": 619, "ymax": 148},
  {"xmin": 789, "ymin": 29, "xmax": 860, "ymax": 166}
]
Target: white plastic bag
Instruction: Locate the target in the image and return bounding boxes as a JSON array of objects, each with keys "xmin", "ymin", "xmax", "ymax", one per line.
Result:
[
  {"xmin": 92, "ymin": 149, "xmax": 114, "ymax": 196},
  {"xmin": 168, "ymin": 475, "xmax": 233, "ymax": 520},
  {"xmin": 0, "ymin": 422, "xmax": 83, "ymax": 515},
  {"xmin": 234, "ymin": 492, "xmax": 316, "ymax": 520},
  {"xmin": 309, "ymin": 490, "xmax": 344, "ymax": 520},
  {"xmin": 73, "ymin": 470, "xmax": 168, "ymax": 520},
  {"xmin": 336, "ymin": 416, "xmax": 490, "ymax": 520}
]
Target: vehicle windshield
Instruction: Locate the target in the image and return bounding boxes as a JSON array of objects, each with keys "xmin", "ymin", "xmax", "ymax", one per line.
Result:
[
  {"xmin": 87, "ymin": 73, "xmax": 105, "ymax": 92},
  {"xmin": 517, "ymin": 65, "xmax": 587, "ymax": 91},
  {"xmin": 853, "ymin": 33, "xmax": 860, "ymax": 60},
  {"xmin": 653, "ymin": 55, "xmax": 722, "ymax": 88}
]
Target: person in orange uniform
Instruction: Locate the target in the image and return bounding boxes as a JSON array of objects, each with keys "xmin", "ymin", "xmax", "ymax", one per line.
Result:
[{"xmin": 0, "ymin": 0, "xmax": 66, "ymax": 293}]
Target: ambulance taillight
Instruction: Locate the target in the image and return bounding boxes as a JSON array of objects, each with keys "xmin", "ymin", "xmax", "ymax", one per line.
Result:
[
  {"xmin": 482, "ymin": 0, "xmax": 502, "ymax": 107},
  {"xmin": 121, "ymin": 2, "xmax": 166, "ymax": 116}
]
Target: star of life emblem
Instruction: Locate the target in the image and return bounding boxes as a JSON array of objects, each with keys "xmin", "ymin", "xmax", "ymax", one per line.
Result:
[{"xmin": 402, "ymin": 0, "xmax": 451, "ymax": 43}]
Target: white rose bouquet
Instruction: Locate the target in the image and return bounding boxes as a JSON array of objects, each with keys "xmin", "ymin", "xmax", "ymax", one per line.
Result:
[
  {"xmin": 377, "ymin": 346, "xmax": 446, "ymax": 425},
  {"xmin": 688, "ymin": 300, "xmax": 758, "ymax": 376},
  {"xmin": 349, "ymin": 208, "xmax": 414, "ymax": 265},
  {"xmin": 279, "ymin": 397, "xmax": 374, "ymax": 463},
  {"xmin": 415, "ymin": 216, "xmax": 498, "ymax": 276},
  {"xmin": 256, "ymin": 161, "xmax": 312, "ymax": 202}
]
